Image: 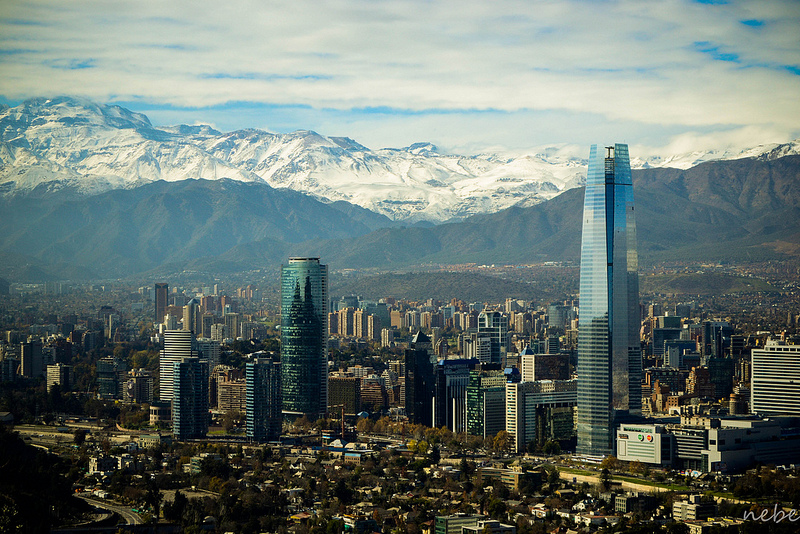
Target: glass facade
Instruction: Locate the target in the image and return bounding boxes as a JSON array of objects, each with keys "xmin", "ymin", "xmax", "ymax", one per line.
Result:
[
  {"xmin": 280, "ymin": 257, "xmax": 328, "ymax": 418},
  {"xmin": 577, "ymin": 143, "xmax": 641, "ymax": 457},
  {"xmin": 172, "ymin": 356, "xmax": 209, "ymax": 440},
  {"xmin": 246, "ymin": 357, "xmax": 282, "ymax": 441},
  {"xmin": 477, "ymin": 311, "xmax": 509, "ymax": 365}
]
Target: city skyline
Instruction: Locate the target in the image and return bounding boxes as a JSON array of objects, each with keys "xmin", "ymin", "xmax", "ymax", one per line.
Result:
[{"xmin": 1, "ymin": 1, "xmax": 799, "ymax": 156}]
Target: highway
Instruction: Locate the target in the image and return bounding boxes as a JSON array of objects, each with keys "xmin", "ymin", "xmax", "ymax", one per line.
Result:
[{"xmin": 75, "ymin": 494, "xmax": 143, "ymax": 525}]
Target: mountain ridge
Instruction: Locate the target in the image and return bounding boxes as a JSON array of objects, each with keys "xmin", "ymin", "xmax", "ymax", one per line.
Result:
[{"xmin": 3, "ymin": 96, "xmax": 799, "ymax": 224}]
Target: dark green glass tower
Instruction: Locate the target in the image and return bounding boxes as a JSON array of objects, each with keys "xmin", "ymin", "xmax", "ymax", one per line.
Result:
[{"xmin": 281, "ymin": 257, "xmax": 328, "ymax": 419}]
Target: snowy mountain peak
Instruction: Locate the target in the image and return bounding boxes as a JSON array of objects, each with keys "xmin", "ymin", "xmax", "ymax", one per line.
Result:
[
  {"xmin": 404, "ymin": 142, "xmax": 439, "ymax": 156},
  {"xmin": 1, "ymin": 97, "xmax": 797, "ymax": 222}
]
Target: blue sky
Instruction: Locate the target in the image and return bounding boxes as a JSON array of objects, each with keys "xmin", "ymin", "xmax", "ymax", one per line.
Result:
[{"xmin": 1, "ymin": 0, "xmax": 799, "ymax": 156}]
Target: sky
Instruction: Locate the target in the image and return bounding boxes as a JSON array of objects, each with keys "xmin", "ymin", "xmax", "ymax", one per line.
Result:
[{"xmin": 1, "ymin": 0, "xmax": 799, "ymax": 157}]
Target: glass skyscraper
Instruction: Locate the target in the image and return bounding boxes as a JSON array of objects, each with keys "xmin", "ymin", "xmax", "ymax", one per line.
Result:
[
  {"xmin": 172, "ymin": 356, "xmax": 209, "ymax": 440},
  {"xmin": 576, "ymin": 143, "xmax": 641, "ymax": 458},
  {"xmin": 246, "ymin": 357, "xmax": 282, "ymax": 441},
  {"xmin": 280, "ymin": 257, "xmax": 328, "ymax": 419}
]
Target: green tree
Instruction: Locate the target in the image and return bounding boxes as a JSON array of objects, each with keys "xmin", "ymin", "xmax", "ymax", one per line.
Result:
[
  {"xmin": 73, "ymin": 428, "xmax": 87, "ymax": 446},
  {"xmin": 600, "ymin": 467, "xmax": 612, "ymax": 491}
]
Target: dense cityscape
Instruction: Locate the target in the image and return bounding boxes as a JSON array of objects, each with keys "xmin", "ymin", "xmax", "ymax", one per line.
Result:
[{"xmin": 2, "ymin": 145, "xmax": 800, "ymax": 534}]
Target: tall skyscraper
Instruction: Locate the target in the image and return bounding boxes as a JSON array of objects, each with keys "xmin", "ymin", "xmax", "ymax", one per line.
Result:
[
  {"xmin": 751, "ymin": 341, "xmax": 800, "ymax": 416},
  {"xmin": 172, "ymin": 356, "xmax": 209, "ymax": 440},
  {"xmin": 280, "ymin": 257, "xmax": 328, "ymax": 419},
  {"xmin": 246, "ymin": 357, "xmax": 282, "ymax": 442},
  {"xmin": 477, "ymin": 311, "xmax": 509, "ymax": 365},
  {"xmin": 576, "ymin": 143, "xmax": 641, "ymax": 458},
  {"xmin": 183, "ymin": 298, "xmax": 201, "ymax": 334},
  {"xmin": 159, "ymin": 330, "xmax": 195, "ymax": 402},
  {"xmin": 433, "ymin": 358, "xmax": 479, "ymax": 432},
  {"xmin": 155, "ymin": 282, "xmax": 169, "ymax": 325},
  {"xmin": 404, "ymin": 332, "xmax": 435, "ymax": 427}
]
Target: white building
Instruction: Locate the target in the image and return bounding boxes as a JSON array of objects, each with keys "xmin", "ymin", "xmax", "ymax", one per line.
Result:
[{"xmin": 751, "ymin": 341, "xmax": 800, "ymax": 416}]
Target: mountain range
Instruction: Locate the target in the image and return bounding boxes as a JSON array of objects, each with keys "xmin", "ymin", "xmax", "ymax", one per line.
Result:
[{"xmin": 1, "ymin": 97, "xmax": 799, "ymax": 282}]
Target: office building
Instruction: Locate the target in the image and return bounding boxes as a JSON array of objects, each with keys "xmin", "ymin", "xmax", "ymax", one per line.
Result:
[
  {"xmin": 19, "ymin": 339, "xmax": 44, "ymax": 378},
  {"xmin": 195, "ymin": 338, "xmax": 221, "ymax": 370},
  {"xmin": 183, "ymin": 298, "xmax": 200, "ymax": 334},
  {"xmin": 172, "ymin": 356, "xmax": 209, "ymax": 440},
  {"xmin": 97, "ymin": 356, "xmax": 128, "ymax": 399},
  {"xmin": 576, "ymin": 143, "xmax": 641, "ymax": 457},
  {"xmin": 477, "ymin": 311, "xmax": 509, "ymax": 365},
  {"xmin": 281, "ymin": 257, "xmax": 328, "ymax": 418},
  {"xmin": 466, "ymin": 366, "xmax": 506, "ymax": 438},
  {"xmin": 506, "ymin": 380, "xmax": 577, "ymax": 453},
  {"xmin": 46, "ymin": 363, "xmax": 72, "ymax": 392},
  {"xmin": 155, "ymin": 282, "xmax": 168, "ymax": 325},
  {"xmin": 673, "ymin": 495, "xmax": 716, "ymax": 521},
  {"xmin": 520, "ymin": 350, "xmax": 570, "ymax": 382},
  {"xmin": 328, "ymin": 375, "xmax": 361, "ymax": 415},
  {"xmin": 435, "ymin": 514, "xmax": 487, "ymax": 534},
  {"xmin": 224, "ymin": 313, "xmax": 240, "ymax": 339},
  {"xmin": 217, "ymin": 378, "xmax": 246, "ymax": 413},
  {"xmin": 125, "ymin": 369, "xmax": 154, "ymax": 404},
  {"xmin": 246, "ymin": 357, "xmax": 282, "ymax": 442},
  {"xmin": 159, "ymin": 330, "xmax": 195, "ymax": 402},
  {"xmin": 405, "ymin": 332, "xmax": 435, "ymax": 427},
  {"xmin": 433, "ymin": 358, "xmax": 479, "ymax": 432},
  {"xmin": 751, "ymin": 341, "xmax": 800, "ymax": 415}
]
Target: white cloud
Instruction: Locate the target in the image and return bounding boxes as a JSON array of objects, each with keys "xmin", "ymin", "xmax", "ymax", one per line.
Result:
[{"xmin": 1, "ymin": 0, "xmax": 799, "ymax": 153}]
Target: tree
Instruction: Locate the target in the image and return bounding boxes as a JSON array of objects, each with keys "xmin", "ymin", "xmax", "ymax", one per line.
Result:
[
  {"xmin": 600, "ymin": 455, "xmax": 618, "ymax": 471},
  {"xmin": 492, "ymin": 431, "xmax": 509, "ymax": 452},
  {"xmin": 143, "ymin": 475, "xmax": 162, "ymax": 522},
  {"xmin": 542, "ymin": 440, "xmax": 561, "ymax": 456},
  {"xmin": 73, "ymin": 428, "xmax": 87, "ymax": 446},
  {"xmin": 600, "ymin": 467, "xmax": 612, "ymax": 491},
  {"xmin": 429, "ymin": 445, "xmax": 441, "ymax": 464}
]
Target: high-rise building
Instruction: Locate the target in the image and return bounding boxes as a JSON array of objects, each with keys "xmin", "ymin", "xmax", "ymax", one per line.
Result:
[
  {"xmin": 328, "ymin": 375, "xmax": 361, "ymax": 415},
  {"xmin": 172, "ymin": 356, "xmax": 209, "ymax": 440},
  {"xmin": 155, "ymin": 283, "xmax": 169, "ymax": 324},
  {"xmin": 246, "ymin": 358, "xmax": 282, "ymax": 442},
  {"xmin": 477, "ymin": 311, "xmax": 509, "ymax": 366},
  {"xmin": 466, "ymin": 366, "xmax": 507, "ymax": 438},
  {"xmin": 751, "ymin": 341, "xmax": 800, "ymax": 415},
  {"xmin": 506, "ymin": 380, "xmax": 577, "ymax": 453},
  {"xmin": 125, "ymin": 369, "xmax": 154, "ymax": 404},
  {"xmin": 195, "ymin": 338, "xmax": 221, "ymax": 370},
  {"xmin": 280, "ymin": 257, "xmax": 328, "ymax": 419},
  {"xmin": 46, "ymin": 363, "xmax": 72, "ymax": 392},
  {"xmin": 183, "ymin": 298, "xmax": 200, "ymax": 334},
  {"xmin": 405, "ymin": 332, "xmax": 435, "ymax": 427},
  {"xmin": 19, "ymin": 339, "xmax": 44, "ymax": 378},
  {"xmin": 224, "ymin": 313, "xmax": 241, "ymax": 340},
  {"xmin": 97, "ymin": 356, "xmax": 128, "ymax": 399},
  {"xmin": 577, "ymin": 143, "xmax": 641, "ymax": 458},
  {"xmin": 159, "ymin": 330, "xmax": 195, "ymax": 402},
  {"xmin": 433, "ymin": 358, "xmax": 480, "ymax": 432}
]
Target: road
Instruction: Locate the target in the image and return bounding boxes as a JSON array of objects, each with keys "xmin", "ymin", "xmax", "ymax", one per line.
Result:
[
  {"xmin": 559, "ymin": 470, "xmax": 675, "ymax": 493},
  {"xmin": 76, "ymin": 494, "xmax": 143, "ymax": 525}
]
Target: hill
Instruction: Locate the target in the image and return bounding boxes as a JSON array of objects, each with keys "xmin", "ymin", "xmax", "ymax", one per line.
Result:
[{"xmin": 0, "ymin": 153, "xmax": 798, "ymax": 281}]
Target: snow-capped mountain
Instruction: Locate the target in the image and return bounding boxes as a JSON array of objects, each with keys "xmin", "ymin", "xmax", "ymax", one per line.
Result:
[
  {"xmin": 1, "ymin": 97, "xmax": 798, "ymax": 222},
  {"xmin": 630, "ymin": 140, "xmax": 800, "ymax": 170}
]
